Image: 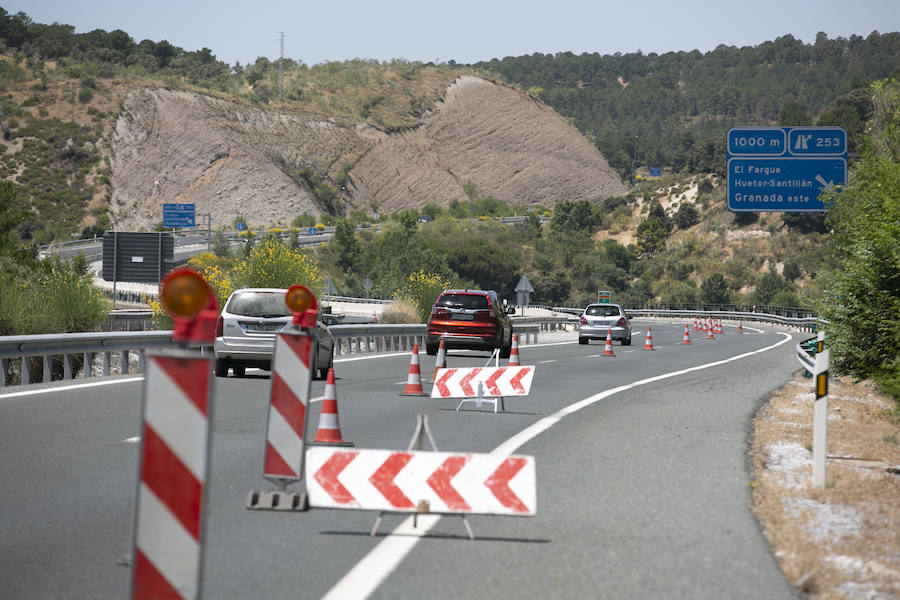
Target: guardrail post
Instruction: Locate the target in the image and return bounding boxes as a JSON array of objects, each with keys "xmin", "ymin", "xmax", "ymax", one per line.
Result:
[
  {"xmin": 1, "ymin": 358, "xmax": 8, "ymax": 387},
  {"xmin": 22, "ymin": 356, "xmax": 31, "ymax": 384},
  {"xmin": 122, "ymin": 350, "xmax": 130, "ymax": 375},
  {"xmin": 102, "ymin": 351, "xmax": 111, "ymax": 376},
  {"xmin": 138, "ymin": 350, "xmax": 146, "ymax": 374},
  {"xmin": 63, "ymin": 354, "xmax": 73, "ymax": 380},
  {"xmin": 42, "ymin": 355, "xmax": 52, "ymax": 383},
  {"xmin": 83, "ymin": 352, "xmax": 92, "ymax": 378}
]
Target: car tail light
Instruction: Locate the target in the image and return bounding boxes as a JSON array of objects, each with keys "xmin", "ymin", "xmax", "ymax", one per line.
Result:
[
  {"xmin": 433, "ymin": 307, "xmax": 450, "ymax": 318},
  {"xmin": 215, "ymin": 316, "xmax": 223, "ymax": 337},
  {"xmin": 616, "ymin": 317, "xmax": 627, "ymax": 327},
  {"xmin": 580, "ymin": 316, "xmax": 588, "ymax": 325}
]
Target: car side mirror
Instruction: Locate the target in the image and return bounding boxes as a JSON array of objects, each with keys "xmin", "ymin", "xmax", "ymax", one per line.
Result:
[{"xmin": 507, "ymin": 307, "xmax": 516, "ymax": 315}]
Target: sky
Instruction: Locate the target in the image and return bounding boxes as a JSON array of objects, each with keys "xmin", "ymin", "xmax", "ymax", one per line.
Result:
[{"xmin": 6, "ymin": 0, "xmax": 900, "ymax": 67}]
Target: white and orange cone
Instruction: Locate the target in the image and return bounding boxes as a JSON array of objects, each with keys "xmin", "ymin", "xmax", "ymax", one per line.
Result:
[
  {"xmin": 401, "ymin": 344, "xmax": 427, "ymax": 396},
  {"xmin": 642, "ymin": 326, "xmax": 656, "ymax": 350},
  {"xmin": 602, "ymin": 328, "xmax": 616, "ymax": 357},
  {"xmin": 705, "ymin": 320, "xmax": 716, "ymax": 339},
  {"xmin": 433, "ymin": 339, "xmax": 447, "ymax": 380},
  {"xmin": 681, "ymin": 324, "xmax": 692, "ymax": 345},
  {"xmin": 737, "ymin": 318, "xmax": 744, "ymax": 334},
  {"xmin": 508, "ymin": 334, "xmax": 521, "ymax": 366},
  {"xmin": 715, "ymin": 319, "xmax": 724, "ymax": 335},
  {"xmin": 694, "ymin": 318, "xmax": 701, "ymax": 331},
  {"xmin": 311, "ymin": 369, "xmax": 353, "ymax": 446}
]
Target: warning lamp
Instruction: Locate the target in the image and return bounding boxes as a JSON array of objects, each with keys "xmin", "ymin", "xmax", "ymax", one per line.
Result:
[
  {"xmin": 285, "ymin": 284, "xmax": 318, "ymax": 328},
  {"xmin": 159, "ymin": 267, "xmax": 219, "ymax": 343}
]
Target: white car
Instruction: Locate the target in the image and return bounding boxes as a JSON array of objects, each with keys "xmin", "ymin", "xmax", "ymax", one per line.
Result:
[
  {"xmin": 214, "ymin": 288, "xmax": 334, "ymax": 378},
  {"xmin": 578, "ymin": 303, "xmax": 632, "ymax": 345}
]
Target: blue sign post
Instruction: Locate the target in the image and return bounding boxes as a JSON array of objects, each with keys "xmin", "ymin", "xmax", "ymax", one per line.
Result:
[
  {"xmin": 162, "ymin": 203, "xmax": 196, "ymax": 228},
  {"xmin": 727, "ymin": 127, "xmax": 846, "ymax": 212}
]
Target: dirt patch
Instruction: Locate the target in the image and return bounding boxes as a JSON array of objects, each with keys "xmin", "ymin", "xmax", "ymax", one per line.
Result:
[{"xmin": 750, "ymin": 374, "xmax": 900, "ymax": 598}]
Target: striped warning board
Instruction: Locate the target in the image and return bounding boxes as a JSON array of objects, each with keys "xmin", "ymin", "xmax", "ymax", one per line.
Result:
[
  {"xmin": 263, "ymin": 330, "xmax": 314, "ymax": 483},
  {"xmin": 430, "ymin": 366, "xmax": 535, "ymax": 398},
  {"xmin": 132, "ymin": 355, "xmax": 213, "ymax": 600},
  {"xmin": 306, "ymin": 447, "xmax": 536, "ymax": 516}
]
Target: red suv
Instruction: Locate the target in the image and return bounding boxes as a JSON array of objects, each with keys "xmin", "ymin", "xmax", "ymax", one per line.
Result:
[{"xmin": 426, "ymin": 289, "xmax": 515, "ymax": 357}]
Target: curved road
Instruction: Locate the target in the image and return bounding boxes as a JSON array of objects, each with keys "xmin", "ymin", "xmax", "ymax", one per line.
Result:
[{"xmin": 0, "ymin": 321, "xmax": 801, "ymax": 599}]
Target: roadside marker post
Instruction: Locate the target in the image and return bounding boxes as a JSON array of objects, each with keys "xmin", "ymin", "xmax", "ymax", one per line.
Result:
[
  {"xmin": 247, "ymin": 284, "xmax": 320, "ymax": 511},
  {"xmin": 131, "ymin": 268, "xmax": 217, "ymax": 600},
  {"xmin": 796, "ymin": 331, "xmax": 830, "ymax": 487}
]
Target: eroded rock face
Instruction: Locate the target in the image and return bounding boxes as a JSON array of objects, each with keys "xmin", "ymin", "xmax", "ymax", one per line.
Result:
[
  {"xmin": 347, "ymin": 76, "xmax": 626, "ymax": 213},
  {"xmin": 109, "ymin": 77, "xmax": 625, "ymax": 230}
]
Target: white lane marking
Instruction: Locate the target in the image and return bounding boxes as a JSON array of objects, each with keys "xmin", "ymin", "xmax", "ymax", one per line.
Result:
[
  {"xmin": 122, "ymin": 436, "xmax": 141, "ymax": 444},
  {"xmin": 0, "ymin": 376, "xmax": 144, "ymax": 399},
  {"xmin": 537, "ymin": 359, "xmax": 557, "ymax": 364},
  {"xmin": 321, "ymin": 331, "xmax": 793, "ymax": 600}
]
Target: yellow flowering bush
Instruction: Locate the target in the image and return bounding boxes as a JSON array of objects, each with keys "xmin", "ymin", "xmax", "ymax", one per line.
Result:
[
  {"xmin": 393, "ymin": 270, "xmax": 452, "ymax": 322},
  {"xmin": 232, "ymin": 238, "xmax": 324, "ymax": 294}
]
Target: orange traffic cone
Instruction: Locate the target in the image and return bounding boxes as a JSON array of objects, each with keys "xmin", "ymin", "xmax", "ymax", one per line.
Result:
[
  {"xmin": 681, "ymin": 324, "xmax": 692, "ymax": 345},
  {"xmin": 602, "ymin": 328, "xmax": 616, "ymax": 357},
  {"xmin": 401, "ymin": 344, "xmax": 427, "ymax": 396},
  {"xmin": 694, "ymin": 318, "xmax": 701, "ymax": 331},
  {"xmin": 705, "ymin": 320, "xmax": 716, "ymax": 339},
  {"xmin": 715, "ymin": 319, "xmax": 724, "ymax": 335},
  {"xmin": 508, "ymin": 334, "xmax": 521, "ymax": 366},
  {"xmin": 311, "ymin": 369, "xmax": 353, "ymax": 446},
  {"xmin": 642, "ymin": 326, "xmax": 656, "ymax": 350},
  {"xmin": 433, "ymin": 339, "xmax": 446, "ymax": 380},
  {"xmin": 737, "ymin": 318, "xmax": 744, "ymax": 334}
]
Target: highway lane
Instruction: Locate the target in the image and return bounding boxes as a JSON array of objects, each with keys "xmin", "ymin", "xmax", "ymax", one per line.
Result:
[{"xmin": 0, "ymin": 321, "xmax": 800, "ymax": 599}]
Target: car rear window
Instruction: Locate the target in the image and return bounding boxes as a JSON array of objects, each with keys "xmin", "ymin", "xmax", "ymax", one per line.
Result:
[
  {"xmin": 227, "ymin": 291, "xmax": 291, "ymax": 318},
  {"xmin": 437, "ymin": 294, "xmax": 490, "ymax": 310},
  {"xmin": 585, "ymin": 305, "xmax": 621, "ymax": 317}
]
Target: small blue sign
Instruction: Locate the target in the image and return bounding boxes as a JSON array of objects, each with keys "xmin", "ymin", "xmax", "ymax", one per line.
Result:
[
  {"xmin": 727, "ymin": 127, "xmax": 847, "ymax": 212},
  {"xmin": 787, "ymin": 127, "xmax": 846, "ymax": 156},
  {"xmin": 648, "ymin": 166, "xmax": 662, "ymax": 178},
  {"xmin": 728, "ymin": 157, "xmax": 846, "ymax": 212},
  {"xmin": 162, "ymin": 203, "xmax": 196, "ymax": 228},
  {"xmin": 728, "ymin": 127, "xmax": 786, "ymax": 155},
  {"xmin": 236, "ymin": 221, "xmax": 246, "ymax": 231}
]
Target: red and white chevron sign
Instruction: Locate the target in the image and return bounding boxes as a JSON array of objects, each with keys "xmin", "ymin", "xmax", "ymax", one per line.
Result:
[
  {"xmin": 263, "ymin": 331, "xmax": 313, "ymax": 482},
  {"xmin": 431, "ymin": 366, "xmax": 535, "ymax": 398},
  {"xmin": 132, "ymin": 355, "xmax": 212, "ymax": 600},
  {"xmin": 306, "ymin": 447, "xmax": 536, "ymax": 516}
]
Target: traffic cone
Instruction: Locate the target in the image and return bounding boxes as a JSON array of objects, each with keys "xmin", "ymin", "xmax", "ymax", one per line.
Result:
[
  {"xmin": 433, "ymin": 339, "xmax": 446, "ymax": 380},
  {"xmin": 694, "ymin": 318, "xmax": 701, "ymax": 331},
  {"xmin": 642, "ymin": 326, "xmax": 656, "ymax": 350},
  {"xmin": 401, "ymin": 344, "xmax": 427, "ymax": 396},
  {"xmin": 311, "ymin": 369, "xmax": 353, "ymax": 446},
  {"xmin": 737, "ymin": 318, "xmax": 744, "ymax": 334},
  {"xmin": 705, "ymin": 320, "xmax": 716, "ymax": 339},
  {"xmin": 508, "ymin": 334, "xmax": 521, "ymax": 366},
  {"xmin": 602, "ymin": 328, "xmax": 616, "ymax": 357},
  {"xmin": 715, "ymin": 319, "xmax": 724, "ymax": 335},
  {"xmin": 681, "ymin": 324, "xmax": 692, "ymax": 345}
]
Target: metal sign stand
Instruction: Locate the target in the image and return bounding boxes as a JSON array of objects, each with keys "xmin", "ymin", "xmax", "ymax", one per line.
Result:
[
  {"xmin": 456, "ymin": 349, "xmax": 506, "ymax": 413},
  {"xmin": 370, "ymin": 413, "xmax": 476, "ymax": 540}
]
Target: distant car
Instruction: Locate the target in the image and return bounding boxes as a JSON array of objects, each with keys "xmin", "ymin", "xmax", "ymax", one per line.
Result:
[
  {"xmin": 426, "ymin": 289, "xmax": 515, "ymax": 357},
  {"xmin": 417, "ymin": 215, "xmax": 433, "ymax": 223},
  {"xmin": 214, "ymin": 288, "xmax": 334, "ymax": 378},
  {"xmin": 579, "ymin": 303, "xmax": 632, "ymax": 345}
]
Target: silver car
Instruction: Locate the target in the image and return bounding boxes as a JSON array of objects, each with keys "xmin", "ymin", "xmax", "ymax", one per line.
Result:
[
  {"xmin": 214, "ymin": 288, "xmax": 334, "ymax": 378},
  {"xmin": 578, "ymin": 303, "xmax": 632, "ymax": 345}
]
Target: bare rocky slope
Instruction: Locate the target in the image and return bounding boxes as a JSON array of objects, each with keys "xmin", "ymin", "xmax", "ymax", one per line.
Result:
[{"xmin": 109, "ymin": 76, "xmax": 625, "ymax": 230}]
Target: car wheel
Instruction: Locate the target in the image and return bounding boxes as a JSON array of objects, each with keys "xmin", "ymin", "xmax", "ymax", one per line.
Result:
[
  {"xmin": 321, "ymin": 348, "xmax": 334, "ymax": 380},
  {"xmin": 232, "ymin": 364, "xmax": 246, "ymax": 377},
  {"xmin": 425, "ymin": 341, "xmax": 438, "ymax": 356},
  {"xmin": 578, "ymin": 337, "xmax": 589, "ymax": 345},
  {"xmin": 214, "ymin": 358, "xmax": 228, "ymax": 377},
  {"xmin": 622, "ymin": 335, "xmax": 631, "ymax": 346},
  {"xmin": 310, "ymin": 344, "xmax": 320, "ymax": 380},
  {"xmin": 500, "ymin": 337, "xmax": 511, "ymax": 359}
]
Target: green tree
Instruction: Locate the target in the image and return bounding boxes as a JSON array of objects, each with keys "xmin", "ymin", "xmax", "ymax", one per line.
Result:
[
  {"xmin": 700, "ymin": 273, "xmax": 731, "ymax": 305},
  {"xmin": 332, "ymin": 218, "xmax": 360, "ymax": 272},
  {"xmin": 749, "ymin": 272, "xmax": 792, "ymax": 306},
  {"xmin": 635, "ymin": 217, "xmax": 668, "ymax": 257},
  {"xmin": 778, "ymin": 100, "xmax": 812, "ymax": 126}
]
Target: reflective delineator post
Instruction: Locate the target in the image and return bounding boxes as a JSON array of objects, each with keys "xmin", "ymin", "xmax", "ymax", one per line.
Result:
[{"xmin": 812, "ymin": 331, "xmax": 830, "ymax": 488}]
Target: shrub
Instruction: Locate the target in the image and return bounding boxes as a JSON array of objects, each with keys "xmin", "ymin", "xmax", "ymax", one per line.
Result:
[
  {"xmin": 393, "ymin": 270, "xmax": 453, "ymax": 322},
  {"xmin": 232, "ymin": 238, "xmax": 324, "ymax": 293},
  {"xmin": 378, "ymin": 297, "xmax": 420, "ymax": 324}
]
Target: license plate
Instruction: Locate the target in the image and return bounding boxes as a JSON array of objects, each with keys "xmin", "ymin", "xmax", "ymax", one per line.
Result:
[
  {"xmin": 451, "ymin": 312, "xmax": 473, "ymax": 321},
  {"xmin": 244, "ymin": 322, "xmax": 281, "ymax": 333}
]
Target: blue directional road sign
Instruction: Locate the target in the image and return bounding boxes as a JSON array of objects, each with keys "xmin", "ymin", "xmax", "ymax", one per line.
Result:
[
  {"xmin": 727, "ymin": 127, "xmax": 846, "ymax": 212},
  {"xmin": 162, "ymin": 203, "xmax": 196, "ymax": 228}
]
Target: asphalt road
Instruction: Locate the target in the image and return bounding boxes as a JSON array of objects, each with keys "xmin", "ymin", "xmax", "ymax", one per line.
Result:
[{"xmin": 0, "ymin": 321, "xmax": 801, "ymax": 599}]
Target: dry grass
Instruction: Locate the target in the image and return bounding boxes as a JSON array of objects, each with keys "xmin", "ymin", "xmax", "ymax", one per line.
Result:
[{"xmin": 750, "ymin": 374, "xmax": 900, "ymax": 598}]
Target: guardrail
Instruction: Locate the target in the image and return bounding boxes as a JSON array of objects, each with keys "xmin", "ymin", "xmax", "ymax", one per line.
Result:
[
  {"xmin": 623, "ymin": 309, "xmax": 824, "ymax": 332},
  {"xmin": 0, "ymin": 323, "xmax": 543, "ymax": 388}
]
